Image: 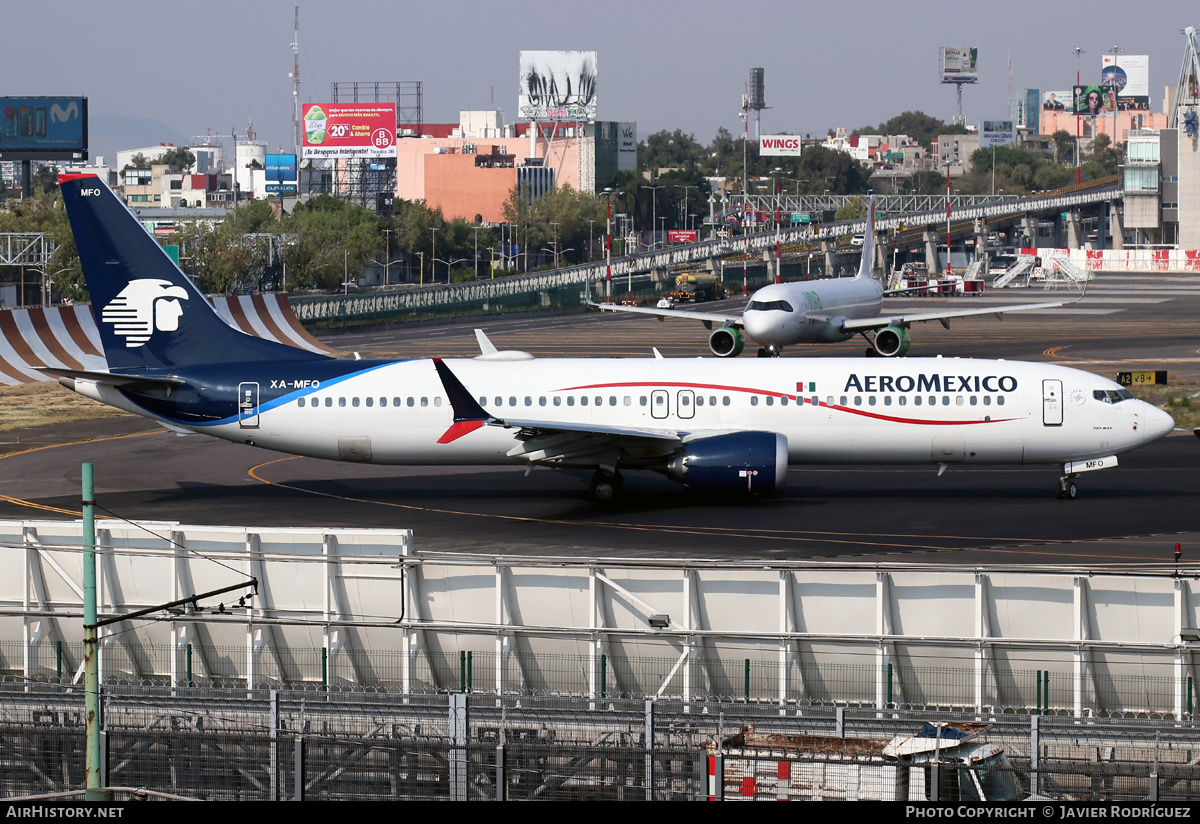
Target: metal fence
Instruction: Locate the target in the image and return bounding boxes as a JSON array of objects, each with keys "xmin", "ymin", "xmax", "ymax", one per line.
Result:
[
  {"xmin": 3, "ymin": 685, "xmax": 1200, "ymax": 801},
  {"xmin": 3, "ymin": 640, "xmax": 1195, "ymax": 721}
]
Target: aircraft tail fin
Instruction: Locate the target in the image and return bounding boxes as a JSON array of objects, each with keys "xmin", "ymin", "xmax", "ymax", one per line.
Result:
[
  {"xmin": 855, "ymin": 194, "xmax": 877, "ymax": 280},
  {"xmin": 58, "ymin": 174, "xmax": 323, "ymax": 371}
]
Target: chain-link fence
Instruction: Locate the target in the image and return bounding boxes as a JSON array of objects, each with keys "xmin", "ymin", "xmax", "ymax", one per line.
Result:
[{"xmin": 3, "ymin": 684, "xmax": 1200, "ymax": 801}]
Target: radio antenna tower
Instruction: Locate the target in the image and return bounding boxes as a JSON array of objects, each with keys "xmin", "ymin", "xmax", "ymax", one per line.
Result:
[{"xmin": 291, "ymin": 6, "xmax": 301, "ymax": 156}]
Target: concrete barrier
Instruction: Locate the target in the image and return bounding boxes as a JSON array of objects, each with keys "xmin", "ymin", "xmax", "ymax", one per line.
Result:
[{"xmin": 0, "ymin": 293, "xmax": 336, "ymax": 386}]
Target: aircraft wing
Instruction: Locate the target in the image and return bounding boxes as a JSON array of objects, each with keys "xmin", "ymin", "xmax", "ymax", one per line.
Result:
[
  {"xmin": 432, "ymin": 358, "xmax": 708, "ymax": 466},
  {"xmin": 588, "ymin": 299, "xmax": 743, "ymax": 328},
  {"xmin": 840, "ymin": 297, "xmax": 1077, "ymax": 333}
]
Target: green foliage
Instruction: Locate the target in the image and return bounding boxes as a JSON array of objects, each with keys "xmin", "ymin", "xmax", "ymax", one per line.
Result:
[
  {"xmin": 503, "ymin": 182, "xmax": 604, "ymax": 268},
  {"xmin": 283, "ymin": 196, "xmax": 382, "ymax": 290},
  {"xmin": 640, "ymin": 129, "xmax": 706, "ymax": 172},
  {"xmin": 834, "ymin": 195, "xmax": 867, "ymax": 221},
  {"xmin": 168, "ymin": 219, "xmax": 264, "ymax": 294},
  {"xmin": 853, "ymin": 111, "xmax": 952, "ymax": 149},
  {"xmin": 32, "ymin": 166, "xmax": 60, "ymax": 196},
  {"xmin": 0, "ymin": 191, "xmax": 87, "ymax": 301},
  {"xmin": 158, "ymin": 146, "xmax": 196, "ymax": 171},
  {"xmin": 795, "ymin": 145, "xmax": 873, "ymax": 195},
  {"xmin": 122, "ymin": 153, "xmax": 152, "ymax": 171}
]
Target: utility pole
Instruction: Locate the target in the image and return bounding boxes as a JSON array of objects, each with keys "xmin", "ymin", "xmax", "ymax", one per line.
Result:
[{"xmin": 82, "ymin": 463, "xmax": 104, "ymax": 801}]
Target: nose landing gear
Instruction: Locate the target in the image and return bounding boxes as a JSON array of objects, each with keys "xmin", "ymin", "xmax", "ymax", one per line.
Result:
[{"xmin": 1056, "ymin": 475, "xmax": 1078, "ymax": 500}]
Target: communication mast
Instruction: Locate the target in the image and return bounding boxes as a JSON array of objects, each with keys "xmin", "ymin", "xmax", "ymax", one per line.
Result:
[
  {"xmin": 1168, "ymin": 26, "xmax": 1200, "ymax": 130},
  {"xmin": 748, "ymin": 67, "xmax": 767, "ymax": 139},
  {"xmin": 291, "ymin": 6, "xmax": 301, "ymax": 157}
]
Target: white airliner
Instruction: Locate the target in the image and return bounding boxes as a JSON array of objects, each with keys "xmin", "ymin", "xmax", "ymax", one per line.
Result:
[
  {"xmin": 47, "ymin": 175, "xmax": 1172, "ymax": 502},
  {"xmin": 593, "ymin": 197, "xmax": 1079, "ymax": 358}
]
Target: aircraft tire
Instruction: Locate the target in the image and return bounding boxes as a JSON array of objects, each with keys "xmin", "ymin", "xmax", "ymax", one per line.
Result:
[{"xmin": 589, "ymin": 470, "xmax": 623, "ymax": 502}]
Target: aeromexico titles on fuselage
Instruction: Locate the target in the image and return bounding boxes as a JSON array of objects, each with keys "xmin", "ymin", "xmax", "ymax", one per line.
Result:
[{"xmin": 842, "ymin": 371, "xmax": 1019, "ymax": 396}]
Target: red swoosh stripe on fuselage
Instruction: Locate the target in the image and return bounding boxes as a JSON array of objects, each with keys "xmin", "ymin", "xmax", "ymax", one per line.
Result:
[{"xmin": 557, "ymin": 381, "xmax": 1019, "ymax": 427}]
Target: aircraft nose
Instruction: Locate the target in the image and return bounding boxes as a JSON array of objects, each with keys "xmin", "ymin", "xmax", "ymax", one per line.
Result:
[
  {"xmin": 742, "ymin": 309, "xmax": 779, "ymax": 346},
  {"xmin": 1143, "ymin": 404, "xmax": 1176, "ymax": 444}
]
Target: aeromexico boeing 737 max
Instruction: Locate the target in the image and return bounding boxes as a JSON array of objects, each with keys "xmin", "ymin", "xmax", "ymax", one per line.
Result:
[
  {"xmin": 48, "ymin": 175, "xmax": 1172, "ymax": 501},
  {"xmin": 593, "ymin": 196, "xmax": 1079, "ymax": 358}
]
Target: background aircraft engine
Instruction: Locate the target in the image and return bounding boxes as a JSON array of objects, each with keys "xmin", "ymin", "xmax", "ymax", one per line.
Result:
[
  {"xmin": 667, "ymin": 431, "xmax": 788, "ymax": 493},
  {"xmin": 709, "ymin": 326, "xmax": 745, "ymax": 358},
  {"xmin": 873, "ymin": 325, "xmax": 911, "ymax": 357}
]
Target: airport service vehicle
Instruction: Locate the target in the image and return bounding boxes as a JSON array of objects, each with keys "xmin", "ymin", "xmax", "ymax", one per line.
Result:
[
  {"xmin": 47, "ymin": 175, "xmax": 1173, "ymax": 501},
  {"xmin": 669, "ymin": 272, "xmax": 724, "ymax": 303},
  {"xmin": 711, "ymin": 722, "xmax": 1029, "ymax": 802},
  {"xmin": 593, "ymin": 197, "xmax": 1077, "ymax": 358}
]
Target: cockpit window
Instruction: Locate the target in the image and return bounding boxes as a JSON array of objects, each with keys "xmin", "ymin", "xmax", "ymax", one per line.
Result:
[
  {"xmin": 747, "ymin": 299, "xmax": 794, "ymax": 312},
  {"xmin": 1093, "ymin": 389, "xmax": 1134, "ymax": 404}
]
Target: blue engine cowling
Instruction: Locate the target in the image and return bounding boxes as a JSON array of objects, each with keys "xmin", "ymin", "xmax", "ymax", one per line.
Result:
[{"xmin": 667, "ymin": 431, "xmax": 788, "ymax": 493}]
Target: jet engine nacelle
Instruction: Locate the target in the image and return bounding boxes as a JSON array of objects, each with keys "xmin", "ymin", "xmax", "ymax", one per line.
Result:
[
  {"xmin": 667, "ymin": 431, "xmax": 788, "ymax": 493},
  {"xmin": 872, "ymin": 325, "xmax": 911, "ymax": 357},
  {"xmin": 709, "ymin": 326, "xmax": 745, "ymax": 358}
]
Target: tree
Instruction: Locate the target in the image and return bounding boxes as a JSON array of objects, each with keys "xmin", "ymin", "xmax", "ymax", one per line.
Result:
[
  {"xmin": 32, "ymin": 165, "xmax": 60, "ymax": 196},
  {"xmin": 158, "ymin": 145, "xmax": 196, "ymax": 171},
  {"xmin": 834, "ymin": 195, "xmax": 867, "ymax": 221},
  {"xmin": 168, "ymin": 219, "xmax": 263, "ymax": 294},
  {"xmin": 281, "ymin": 195, "xmax": 382, "ymax": 290},
  {"xmin": 640, "ymin": 129, "xmax": 706, "ymax": 172},
  {"xmin": 795, "ymin": 145, "xmax": 873, "ymax": 195},
  {"xmin": 122, "ymin": 153, "xmax": 152, "ymax": 172},
  {"xmin": 1051, "ymin": 130, "xmax": 1076, "ymax": 165}
]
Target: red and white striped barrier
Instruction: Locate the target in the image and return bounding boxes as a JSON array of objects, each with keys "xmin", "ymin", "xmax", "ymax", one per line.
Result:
[{"xmin": 0, "ymin": 293, "xmax": 336, "ymax": 386}]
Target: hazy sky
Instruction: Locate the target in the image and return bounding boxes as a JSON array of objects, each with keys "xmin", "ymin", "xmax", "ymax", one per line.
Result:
[{"xmin": 7, "ymin": 0, "xmax": 1199, "ymax": 162}]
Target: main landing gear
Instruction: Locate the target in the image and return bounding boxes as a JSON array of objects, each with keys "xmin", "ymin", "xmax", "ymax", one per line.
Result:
[
  {"xmin": 1056, "ymin": 475, "xmax": 1079, "ymax": 500},
  {"xmin": 589, "ymin": 469, "xmax": 624, "ymax": 502}
]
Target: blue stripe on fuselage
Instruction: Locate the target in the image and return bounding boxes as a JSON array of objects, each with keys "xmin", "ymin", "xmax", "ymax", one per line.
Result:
[{"xmin": 118, "ymin": 359, "xmax": 406, "ymax": 427}]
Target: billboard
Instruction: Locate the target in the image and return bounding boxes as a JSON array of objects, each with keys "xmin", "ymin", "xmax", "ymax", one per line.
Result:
[
  {"xmin": 1018, "ymin": 88, "xmax": 1040, "ymax": 132},
  {"xmin": 940, "ymin": 47, "xmax": 978, "ymax": 84},
  {"xmin": 1042, "ymin": 90, "xmax": 1071, "ymax": 111},
  {"xmin": 265, "ymin": 153, "xmax": 297, "ymax": 195},
  {"xmin": 518, "ymin": 50, "xmax": 598, "ymax": 121},
  {"xmin": 1100, "ymin": 54, "xmax": 1150, "ymax": 110},
  {"xmin": 301, "ymin": 103, "xmax": 396, "ymax": 159},
  {"xmin": 1074, "ymin": 86, "xmax": 1117, "ymax": 116},
  {"xmin": 0, "ymin": 97, "xmax": 87, "ymax": 161},
  {"xmin": 759, "ymin": 134, "xmax": 802, "ymax": 157},
  {"xmin": 980, "ymin": 120, "xmax": 1015, "ymax": 148}
]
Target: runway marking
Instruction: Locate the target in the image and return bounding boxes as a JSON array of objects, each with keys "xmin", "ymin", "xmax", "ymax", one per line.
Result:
[
  {"xmin": 0, "ymin": 430, "xmax": 158, "ymax": 516},
  {"xmin": 244, "ymin": 457, "xmax": 1183, "ymax": 559},
  {"xmin": 0, "ymin": 429, "xmax": 157, "ymax": 462}
]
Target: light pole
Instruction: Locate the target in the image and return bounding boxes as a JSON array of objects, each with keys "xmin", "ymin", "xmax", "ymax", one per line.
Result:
[
  {"xmin": 640, "ymin": 185, "xmax": 662, "ymax": 248},
  {"xmin": 1074, "ymin": 46, "xmax": 1084, "ymax": 187},
  {"xmin": 429, "ymin": 226, "xmax": 439, "ymax": 283},
  {"xmin": 944, "ymin": 158, "xmax": 954, "ymax": 276},
  {"xmin": 383, "ymin": 228, "xmax": 393, "ymax": 285},
  {"xmin": 550, "ymin": 222, "xmax": 560, "ymax": 268},
  {"xmin": 472, "ymin": 225, "xmax": 483, "ymax": 280}
]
